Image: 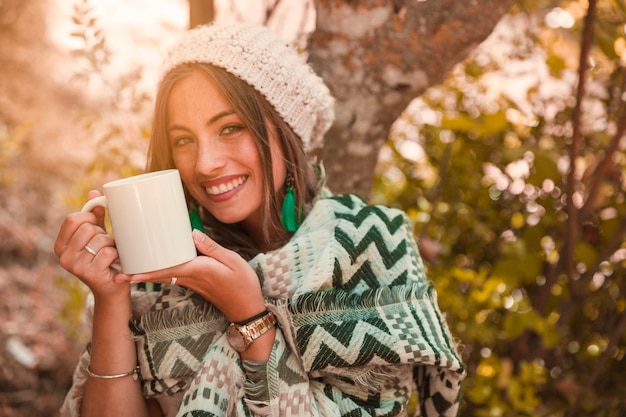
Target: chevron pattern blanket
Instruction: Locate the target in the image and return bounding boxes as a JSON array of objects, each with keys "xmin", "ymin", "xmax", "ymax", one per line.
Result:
[{"xmin": 61, "ymin": 193, "xmax": 464, "ymax": 417}]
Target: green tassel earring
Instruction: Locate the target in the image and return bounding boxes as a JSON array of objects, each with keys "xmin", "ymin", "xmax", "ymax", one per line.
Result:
[
  {"xmin": 281, "ymin": 186, "xmax": 299, "ymax": 232},
  {"xmin": 281, "ymin": 176, "xmax": 301, "ymax": 232},
  {"xmin": 189, "ymin": 205, "xmax": 204, "ymax": 231}
]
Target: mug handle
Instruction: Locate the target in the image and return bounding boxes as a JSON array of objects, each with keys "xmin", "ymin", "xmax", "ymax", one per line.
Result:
[
  {"xmin": 79, "ymin": 195, "xmax": 122, "ymax": 273},
  {"xmin": 81, "ymin": 195, "xmax": 107, "ymax": 212}
]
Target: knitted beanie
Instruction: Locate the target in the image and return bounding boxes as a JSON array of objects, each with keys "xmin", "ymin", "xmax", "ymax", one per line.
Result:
[{"xmin": 159, "ymin": 22, "xmax": 335, "ymax": 151}]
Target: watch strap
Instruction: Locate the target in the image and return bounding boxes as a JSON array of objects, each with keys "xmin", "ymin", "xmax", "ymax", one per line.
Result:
[
  {"xmin": 228, "ymin": 310, "xmax": 276, "ymax": 352},
  {"xmin": 234, "ymin": 309, "xmax": 271, "ymax": 326}
]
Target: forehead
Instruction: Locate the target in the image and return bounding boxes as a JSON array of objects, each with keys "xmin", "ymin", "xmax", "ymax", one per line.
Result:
[{"xmin": 169, "ymin": 69, "xmax": 226, "ymax": 103}]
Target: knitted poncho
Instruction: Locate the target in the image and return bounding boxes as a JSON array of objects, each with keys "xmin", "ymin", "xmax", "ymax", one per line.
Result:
[{"xmin": 61, "ymin": 194, "xmax": 464, "ymax": 417}]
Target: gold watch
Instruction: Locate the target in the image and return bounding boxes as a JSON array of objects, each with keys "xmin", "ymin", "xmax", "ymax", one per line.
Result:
[{"xmin": 227, "ymin": 310, "xmax": 276, "ymax": 352}]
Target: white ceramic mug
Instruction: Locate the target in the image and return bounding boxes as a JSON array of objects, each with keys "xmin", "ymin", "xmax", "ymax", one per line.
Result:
[{"xmin": 81, "ymin": 169, "xmax": 197, "ymax": 274}]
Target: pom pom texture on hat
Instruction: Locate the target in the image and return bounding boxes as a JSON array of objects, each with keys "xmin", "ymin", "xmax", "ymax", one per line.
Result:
[{"xmin": 159, "ymin": 22, "xmax": 335, "ymax": 150}]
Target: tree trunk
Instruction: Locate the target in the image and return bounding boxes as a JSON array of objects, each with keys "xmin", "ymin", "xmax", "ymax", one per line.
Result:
[
  {"xmin": 309, "ymin": 0, "xmax": 515, "ymax": 199},
  {"xmin": 189, "ymin": 0, "xmax": 215, "ymax": 28}
]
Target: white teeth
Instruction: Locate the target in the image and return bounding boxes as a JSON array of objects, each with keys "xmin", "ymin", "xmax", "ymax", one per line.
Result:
[{"xmin": 206, "ymin": 176, "xmax": 245, "ymax": 195}]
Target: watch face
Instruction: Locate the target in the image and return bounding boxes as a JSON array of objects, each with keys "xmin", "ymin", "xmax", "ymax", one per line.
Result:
[{"xmin": 227, "ymin": 325, "xmax": 246, "ymax": 352}]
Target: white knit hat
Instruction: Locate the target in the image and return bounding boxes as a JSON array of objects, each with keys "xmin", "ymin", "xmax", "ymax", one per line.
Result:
[{"xmin": 159, "ymin": 22, "xmax": 335, "ymax": 151}]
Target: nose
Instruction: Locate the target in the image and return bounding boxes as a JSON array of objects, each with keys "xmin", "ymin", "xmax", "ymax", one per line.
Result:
[{"xmin": 195, "ymin": 137, "xmax": 227, "ymax": 175}]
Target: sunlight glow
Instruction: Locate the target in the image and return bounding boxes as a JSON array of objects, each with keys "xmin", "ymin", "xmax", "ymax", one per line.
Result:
[
  {"xmin": 477, "ymin": 362, "xmax": 496, "ymax": 377},
  {"xmin": 568, "ymin": 341, "xmax": 580, "ymax": 353},
  {"xmin": 591, "ymin": 272, "xmax": 605, "ymax": 290},
  {"xmin": 505, "ymin": 159, "xmax": 530, "ymax": 180},
  {"xmin": 397, "ymin": 140, "xmax": 425, "ymax": 163},
  {"xmin": 587, "ymin": 344, "xmax": 601, "ymax": 356},
  {"xmin": 545, "ymin": 8, "xmax": 575, "ymax": 29},
  {"xmin": 615, "ymin": 37, "xmax": 626, "ymax": 66},
  {"xmin": 611, "ymin": 248, "xmax": 626, "ymax": 263}
]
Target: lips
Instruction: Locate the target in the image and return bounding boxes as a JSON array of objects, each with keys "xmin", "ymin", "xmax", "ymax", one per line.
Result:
[{"xmin": 204, "ymin": 176, "xmax": 247, "ymax": 196}]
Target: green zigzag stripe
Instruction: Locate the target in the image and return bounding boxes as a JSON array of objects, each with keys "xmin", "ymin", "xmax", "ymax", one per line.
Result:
[
  {"xmin": 335, "ymin": 227, "xmax": 408, "ymax": 270},
  {"xmin": 335, "ymin": 205, "xmax": 405, "ymax": 234},
  {"xmin": 306, "ymin": 331, "xmax": 400, "ymax": 370},
  {"xmin": 316, "ymin": 316, "xmax": 390, "ymax": 347},
  {"xmin": 151, "ymin": 333, "xmax": 214, "ymax": 366},
  {"xmin": 294, "ymin": 322, "xmax": 316, "ymax": 354},
  {"xmin": 332, "ymin": 257, "xmax": 409, "ymax": 291},
  {"xmin": 323, "ymin": 383, "xmax": 403, "ymax": 417},
  {"xmin": 310, "ymin": 342, "xmax": 352, "ymax": 369},
  {"xmin": 353, "ymin": 332, "xmax": 401, "ymax": 364},
  {"xmin": 331, "ymin": 193, "xmax": 361, "ymax": 210},
  {"xmin": 318, "ymin": 320, "xmax": 359, "ymax": 346},
  {"xmin": 330, "ymin": 194, "xmax": 404, "ymax": 230},
  {"xmin": 171, "ymin": 358, "xmax": 195, "ymax": 378}
]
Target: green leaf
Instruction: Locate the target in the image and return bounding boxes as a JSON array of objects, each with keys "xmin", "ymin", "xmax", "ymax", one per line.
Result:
[
  {"xmin": 503, "ymin": 310, "xmax": 543, "ymax": 339},
  {"xmin": 575, "ymin": 241, "xmax": 598, "ymax": 266}
]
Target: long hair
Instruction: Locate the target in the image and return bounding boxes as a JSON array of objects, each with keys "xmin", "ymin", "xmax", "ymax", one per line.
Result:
[{"xmin": 146, "ymin": 63, "xmax": 318, "ymax": 259}]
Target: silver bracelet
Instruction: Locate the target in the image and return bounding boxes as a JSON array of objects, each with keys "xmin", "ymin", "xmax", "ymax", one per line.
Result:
[{"xmin": 86, "ymin": 365, "xmax": 140, "ymax": 381}]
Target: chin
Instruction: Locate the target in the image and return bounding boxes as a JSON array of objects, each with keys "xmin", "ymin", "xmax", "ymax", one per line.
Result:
[{"xmin": 213, "ymin": 212, "xmax": 248, "ymax": 225}]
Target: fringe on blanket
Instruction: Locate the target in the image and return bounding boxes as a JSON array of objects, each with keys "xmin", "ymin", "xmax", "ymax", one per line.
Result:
[{"xmin": 290, "ymin": 283, "xmax": 431, "ymax": 319}]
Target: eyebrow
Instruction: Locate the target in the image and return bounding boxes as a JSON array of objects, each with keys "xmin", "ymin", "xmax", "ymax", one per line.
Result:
[
  {"xmin": 167, "ymin": 110, "xmax": 237, "ymax": 132},
  {"xmin": 208, "ymin": 110, "xmax": 236, "ymax": 125}
]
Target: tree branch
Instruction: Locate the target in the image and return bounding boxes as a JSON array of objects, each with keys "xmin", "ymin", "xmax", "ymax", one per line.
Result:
[
  {"xmin": 563, "ymin": 0, "xmax": 596, "ymax": 296},
  {"xmin": 579, "ymin": 109, "xmax": 626, "ymax": 220},
  {"xmin": 543, "ymin": 0, "xmax": 598, "ymax": 310}
]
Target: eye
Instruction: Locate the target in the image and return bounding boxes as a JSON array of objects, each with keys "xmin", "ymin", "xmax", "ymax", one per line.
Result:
[
  {"xmin": 220, "ymin": 123, "xmax": 245, "ymax": 136},
  {"xmin": 171, "ymin": 135, "xmax": 194, "ymax": 148}
]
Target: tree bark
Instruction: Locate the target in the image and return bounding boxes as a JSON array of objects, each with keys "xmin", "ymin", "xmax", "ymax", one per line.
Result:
[
  {"xmin": 189, "ymin": 0, "xmax": 215, "ymax": 28},
  {"xmin": 309, "ymin": 0, "xmax": 516, "ymax": 199}
]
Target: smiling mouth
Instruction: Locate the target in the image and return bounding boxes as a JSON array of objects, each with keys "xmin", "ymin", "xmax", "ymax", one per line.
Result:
[{"xmin": 205, "ymin": 176, "xmax": 247, "ymax": 196}]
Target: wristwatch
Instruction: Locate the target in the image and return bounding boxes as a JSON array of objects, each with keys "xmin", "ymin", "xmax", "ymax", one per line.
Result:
[{"xmin": 227, "ymin": 310, "xmax": 276, "ymax": 352}]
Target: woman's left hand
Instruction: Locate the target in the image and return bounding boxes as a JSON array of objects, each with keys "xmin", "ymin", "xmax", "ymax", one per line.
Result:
[{"xmin": 122, "ymin": 229, "xmax": 266, "ymax": 323}]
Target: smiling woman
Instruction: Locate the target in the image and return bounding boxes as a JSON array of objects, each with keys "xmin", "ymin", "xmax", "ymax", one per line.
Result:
[{"xmin": 55, "ymin": 22, "xmax": 464, "ymax": 417}]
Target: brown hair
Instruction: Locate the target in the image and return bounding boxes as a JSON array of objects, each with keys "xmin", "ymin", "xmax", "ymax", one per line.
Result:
[{"xmin": 146, "ymin": 63, "xmax": 318, "ymax": 259}]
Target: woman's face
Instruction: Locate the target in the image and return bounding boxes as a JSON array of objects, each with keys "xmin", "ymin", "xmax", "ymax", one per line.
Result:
[{"xmin": 166, "ymin": 69, "xmax": 286, "ymax": 235}]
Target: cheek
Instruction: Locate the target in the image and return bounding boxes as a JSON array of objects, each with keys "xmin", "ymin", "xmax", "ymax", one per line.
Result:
[{"xmin": 173, "ymin": 154, "xmax": 195, "ymax": 183}]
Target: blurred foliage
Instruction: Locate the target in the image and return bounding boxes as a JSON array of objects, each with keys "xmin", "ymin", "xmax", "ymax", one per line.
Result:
[
  {"xmin": 64, "ymin": 0, "xmax": 153, "ymax": 210},
  {"xmin": 55, "ymin": 276, "xmax": 91, "ymax": 342},
  {"xmin": 373, "ymin": 0, "xmax": 626, "ymax": 415},
  {"xmin": 0, "ymin": 121, "xmax": 30, "ymax": 185}
]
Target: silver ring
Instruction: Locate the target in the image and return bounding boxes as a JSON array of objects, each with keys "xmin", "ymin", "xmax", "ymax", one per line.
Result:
[
  {"xmin": 84, "ymin": 245, "xmax": 97, "ymax": 256},
  {"xmin": 170, "ymin": 276, "xmax": 178, "ymax": 285}
]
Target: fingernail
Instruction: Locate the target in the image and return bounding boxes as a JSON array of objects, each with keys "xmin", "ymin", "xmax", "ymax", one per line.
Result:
[
  {"xmin": 192, "ymin": 229, "xmax": 205, "ymax": 241},
  {"xmin": 129, "ymin": 274, "xmax": 145, "ymax": 284}
]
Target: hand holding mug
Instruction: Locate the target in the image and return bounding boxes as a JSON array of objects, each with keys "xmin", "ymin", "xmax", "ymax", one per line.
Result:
[
  {"xmin": 81, "ymin": 169, "xmax": 197, "ymax": 274},
  {"xmin": 128, "ymin": 230, "xmax": 266, "ymax": 324},
  {"xmin": 54, "ymin": 190, "xmax": 125, "ymax": 297}
]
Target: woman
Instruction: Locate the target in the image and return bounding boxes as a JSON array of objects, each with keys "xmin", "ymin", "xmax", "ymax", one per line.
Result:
[{"xmin": 55, "ymin": 22, "xmax": 464, "ymax": 417}]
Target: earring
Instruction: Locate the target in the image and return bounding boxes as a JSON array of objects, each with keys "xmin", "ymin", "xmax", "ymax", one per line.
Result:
[
  {"xmin": 281, "ymin": 175, "xmax": 300, "ymax": 232},
  {"xmin": 188, "ymin": 204, "xmax": 204, "ymax": 231}
]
